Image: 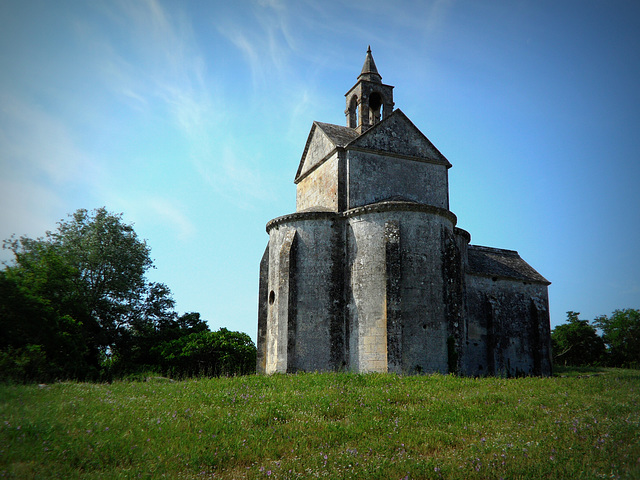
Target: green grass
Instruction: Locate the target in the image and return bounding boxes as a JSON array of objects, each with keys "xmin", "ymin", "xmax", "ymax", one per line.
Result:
[{"xmin": 1, "ymin": 369, "xmax": 639, "ymax": 479}]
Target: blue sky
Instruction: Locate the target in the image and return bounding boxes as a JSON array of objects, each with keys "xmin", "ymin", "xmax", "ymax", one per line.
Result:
[{"xmin": 1, "ymin": 0, "xmax": 639, "ymax": 341}]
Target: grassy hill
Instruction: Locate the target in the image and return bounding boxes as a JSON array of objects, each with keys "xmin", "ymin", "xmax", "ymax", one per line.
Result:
[{"xmin": 1, "ymin": 368, "xmax": 639, "ymax": 479}]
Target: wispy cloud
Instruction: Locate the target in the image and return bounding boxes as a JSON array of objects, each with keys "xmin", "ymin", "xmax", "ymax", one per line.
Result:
[
  {"xmin": 216, "ymin": 0, "xmax": 298, "ymax": 88},
  {"xmin": 93, "ymin": 188, "xmax": 197, "ymax": 245},
  {"xmin": 84, "ymin": 0, "xmax": 271, "ymax": 208},
  {"xmin": 148, "ymin": 197, "xmax": 196, "ymax": 240},
  {"xmin": 0, "ymin": 94, "xmax": 103, "ymax": 248},
  {"xmin": 0, "ymin": 94, "xmax": 91, "ymax": 186},
  {"xmin": 89, "ymin": 0, "xmax": 214, "ymax": 123},
  {"xmin": 0, "ymin": 0, "xmax": 279, "ymax": 258},
  {"xmin": 0, "ymin": 176, "xmax": 65, "ymax": 255},
  {"xmin": 135, "ymin": 196, "xmax": 197, "ymax": 241}
]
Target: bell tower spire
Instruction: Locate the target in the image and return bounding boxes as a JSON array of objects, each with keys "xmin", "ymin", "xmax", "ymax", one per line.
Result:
[
  {"xmin": 359, "ymin": 45, "xmax": 381, "ymax": 82},
  {"xmin": 345, "ymin": 46, "xmax": 394, "ymax": 134}
]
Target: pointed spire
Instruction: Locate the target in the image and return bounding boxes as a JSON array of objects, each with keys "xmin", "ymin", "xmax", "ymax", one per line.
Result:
[{"xmin": 359, "ymin": 45, "xmax": 382, "ymax": 83}]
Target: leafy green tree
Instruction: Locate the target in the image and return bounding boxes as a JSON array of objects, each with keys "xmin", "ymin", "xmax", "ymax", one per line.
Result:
[
  {"xmin": 2, "ymin": 207, "xmax": 254, "ymax": 381},
  {"xmin": 551, "ymin": 311, "xmax": 606, "ymax": 366},
  {"xmin": 108, "ymin": 287, "xmax": 210, "ymax": 375},
  {"xmin": 0, "ymin": 270, "xmax": 89, "ymax": 381},
  {"xmin": 174, "ymin": 312, "xmax": 209, "ymax": 335},
  {"xmin": 594, "ymin": 309, "xmax": 640, "ymax": 368},
  {"xmin": 115, "ymin": 282, "xmax": 178, "ymax": 367},
  {"xmin": 2, "ymin": 208, "xmax": 154, "ymax": 379},
  {"xmin": 154, "ymin": 328, "xmax": 256, "ymax": 377},
  {"xmin": 54, "ymin": 208, "xmax": 152, "ymax": 335},
  {"xmin": 4, "ymin": 207, "xmax": 152, "ymax": 334},
  {"xmin": 138, "ymin": 285, "xmax": 208, "ymax": 342},
  {"xmin": 144, "ymin": 283, "xmax": 177, "ymax": 332}
]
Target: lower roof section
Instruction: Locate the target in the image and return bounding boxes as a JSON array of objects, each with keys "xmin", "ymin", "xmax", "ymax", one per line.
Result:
[{"xmin": 467, "ymin": 245, "xmax": 550, "ymax": 285}]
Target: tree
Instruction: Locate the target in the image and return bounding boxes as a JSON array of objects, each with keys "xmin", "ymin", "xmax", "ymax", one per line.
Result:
[
  {"xmin": 2, "ymin": 207, "xmax": 154, "ymax": 379},
  {"xmin": 53, "ymin": 208, "xmax": 152, "ymax": 334},
  {"xmin": 108, "ymin": 287, "xmax": 210, "ymax": 375},
  {"xmin": 154, "ymin": 328, "xmax": 257, "ymax": 377},
  {"xmin": 551, "ymin": 311, "xmax": 606, "ymax": 366},
  {"xmin": 174, "ymin": 312, "xmax": 209, "ymax": 335},
  {"xmin": 4, "ymin": 208, "xmax": 152, "ymax": 330},
  {"xmin": 0, "ymin": 270, "xmax": 88, "ymax": 381},
  {"xmin": 2, "ymin": 207, "xmax": 254, "ymax": 381},
  {"xmin": 594, "ymin": 309, "xmax": 640, "ymax": 368}
]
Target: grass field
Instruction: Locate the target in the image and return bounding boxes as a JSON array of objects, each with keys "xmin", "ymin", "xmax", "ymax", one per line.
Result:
[{"xmin": 1, "ymin": 368, "xmax": 639, "ymax": 479}]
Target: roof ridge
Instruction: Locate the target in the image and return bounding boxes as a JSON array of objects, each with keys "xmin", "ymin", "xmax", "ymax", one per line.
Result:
[{"xmin": 469, "ymin": 245, "xmax": 520, "ymax": 257}]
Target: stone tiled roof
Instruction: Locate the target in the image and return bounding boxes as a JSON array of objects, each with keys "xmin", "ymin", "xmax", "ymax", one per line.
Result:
[
  {"xmin": 467, "ymin": 245, "xmax": 550, "ymax": 285},
  {"xmin": 359, "ymin": 45, "xmax": 382, "ymax": 82},
  {"xmin": 314, "ymin": 122, "xmax": 359, "ymax": 147}
]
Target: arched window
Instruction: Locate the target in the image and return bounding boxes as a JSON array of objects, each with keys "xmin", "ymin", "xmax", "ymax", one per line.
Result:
[
  {"xmin": 348, "ymin": 95, "xmax": 358, "ymax": 128},
  {"xmin": 369, "ymin": 92, "xmax": 382, "ymax": 125}
]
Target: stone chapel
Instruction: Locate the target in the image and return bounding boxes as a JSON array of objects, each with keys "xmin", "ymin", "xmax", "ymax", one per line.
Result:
[{"xmin": 257, "ymin": 47, "xmax": 552, "ymax": 377}]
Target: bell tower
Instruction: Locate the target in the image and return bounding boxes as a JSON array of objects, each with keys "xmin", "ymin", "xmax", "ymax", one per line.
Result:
[{"xmin": 345, "ymin": 46, "xmax": 395, "ymax": 134}]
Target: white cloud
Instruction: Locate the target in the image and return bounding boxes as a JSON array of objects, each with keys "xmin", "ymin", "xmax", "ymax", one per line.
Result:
[
  {"xmin": 218, "ymin": 27, "xmax": 263, "ymax": 85},
  {"xmin": 93, "ymin": 189, "xmax": 197, "ymax": 244},
  {"xmin": 215, "ymin": 0, "xmax": 298, "ymax": 88},
  {"xmin": 81, "ymin": 0, "xmax": 272, "ymax": 209},
  {"xmin": 143, "ymin": 196, "xmax": 197, "ymax": 241},
  {"xmin": 0, "ymin": 94, "xmax": 86, "ymax": 185},
  {"xmin": 0, "ymin": 0, "xmax": 305, "ymax": 260},
  {"xmin": 0, "ymin": 177, "xmax": 64, "ymax": 257},
  {"xmin": 0, "ymin": 95, "xmax": 105, "ymax": 261}
]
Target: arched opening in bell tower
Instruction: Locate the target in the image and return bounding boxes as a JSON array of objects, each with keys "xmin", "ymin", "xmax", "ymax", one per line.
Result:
[
  {"xmin": 369, "ymin": 92, "xmax": 382, "ymax": 125},
  {"xmin": 347, "ymin": 95, "xmax": 359, "ymax": 129}
]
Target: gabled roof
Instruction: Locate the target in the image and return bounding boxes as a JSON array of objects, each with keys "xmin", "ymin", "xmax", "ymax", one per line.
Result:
[
  {"xmin": 348, "ymin": 109, "xmax": 452, "ymax": 167},
  {"xmin": 467, "ymin": 245, "xmax": 550, "ymax": 285},
  {"xmin": 315, "ymin": 122, "xmax": 360, "ymax": 147},
  {"xmin": 295, "ymin": 109, "xmax": 451, "ymax": 184},
  {"xmin": 294, "ymin": 122, "xmax": 358, "ymax": 183}
]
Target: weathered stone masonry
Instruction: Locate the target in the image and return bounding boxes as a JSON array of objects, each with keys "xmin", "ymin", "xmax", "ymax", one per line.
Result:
[{"xmin": 257, "ymin": 47, "xmax": 552, "ymax": 376}]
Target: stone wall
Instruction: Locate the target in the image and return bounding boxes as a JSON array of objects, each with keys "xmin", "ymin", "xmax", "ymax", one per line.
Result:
[
  {"xmin": 346, "ymin": 151, "xmax": 449, "ymax": 210},
  {"xmin": 287, "ymin": 215, "xmax": 344, "ymax": 372},
  {"xmin": 264, "ymin": 226, "xmax": 296, "ymax": 374},
  {"xmin": 344, "ymin": 203, "xmax": 458, "ymax": 374},
  {"xmin": 296, "ymin": 126, "xmax": 338, "ymax": 180},
  {"xmin": 345, "ymin": 211, "xmax": 389, "ymax": 372},
  {"xmin": 256, "ymin": 245, "xmax": 269, "ymax": 374},
  {"xmin": 265, "ymin": 211, "xmax": 345, "ymax": 373},
  {"xmin": 464, "ymin": 275, "xmax": 552, "ymax": 376},
  {"xmin": 296, "ymin": 153, "xmax": 340, "ymax": 212},
  {"xmin": 260, "ymin": 204, "xmax": 551, "ymax": 377},
  {"xmin": 392, "ymin": 210, "xmax": 454, "ymax": 374}
]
